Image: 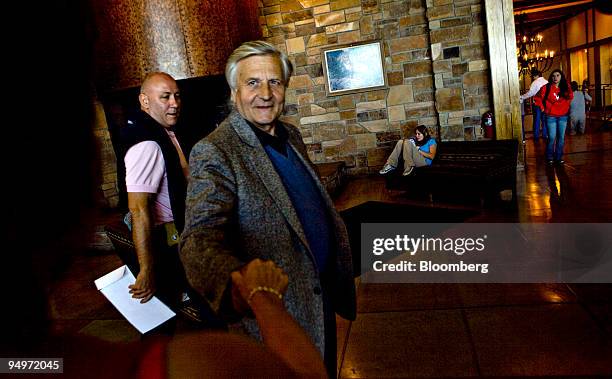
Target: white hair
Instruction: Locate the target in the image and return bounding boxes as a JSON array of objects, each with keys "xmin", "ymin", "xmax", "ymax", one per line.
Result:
[{"xmin": 225, "ymin": 40, "xmax": 293, "ymax": 90}]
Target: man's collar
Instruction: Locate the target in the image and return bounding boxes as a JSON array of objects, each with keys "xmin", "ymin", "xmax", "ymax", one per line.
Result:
[{"xmin": 246, "ymin": 119, "xmax": 288, "ymax": 155}]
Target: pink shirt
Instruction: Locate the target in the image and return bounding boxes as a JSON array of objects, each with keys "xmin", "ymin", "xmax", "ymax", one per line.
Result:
[{"xmin": 125, "ymin": 141, "xmax": 174, "ymax": 225}]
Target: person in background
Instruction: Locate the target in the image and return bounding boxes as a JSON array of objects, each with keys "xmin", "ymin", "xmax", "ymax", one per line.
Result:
[
  {"xmin": 119, "ymin": 72, "xmax": 197, "ymax": 322},
  {"xmin": 520, "ymin": 68, "xmax": 548, "ymax": 142},
  {"xmin": 535, "ymin": 69, "xmax": 573, "ymax": 165},
  {"xmin": 569, "ymin": 80, "xmax": 592, "ymax": 135},
  {"xmin": 379, "ymin": 125, "xmax": 437, "ymax": 176},
  {"xmin": 180, "ymin": 40, "xmax": 355, "ymax": 378}
]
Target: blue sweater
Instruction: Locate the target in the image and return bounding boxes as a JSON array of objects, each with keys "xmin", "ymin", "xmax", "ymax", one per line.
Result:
[{"xmin": 264, "ymin": 144, "xmax": 332, "ymax": 275}]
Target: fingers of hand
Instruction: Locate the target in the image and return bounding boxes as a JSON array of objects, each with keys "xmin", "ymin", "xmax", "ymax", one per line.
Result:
[
  {"xmin": 131, "ymin": 288, "xmax": 153, "ymax": 300},
  {"xmin": 140, "ymin": 293, "xmax": 153, "ymax": 303},
  {"xmin": 242, "ymin": 259, "xmax": 288, "ymax": 295},
  {"xmin": 128, "ymin": 279, "xmax": 154, "ymax": 300}
]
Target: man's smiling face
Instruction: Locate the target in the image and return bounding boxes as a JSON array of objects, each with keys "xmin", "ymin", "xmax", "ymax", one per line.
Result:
[{"xmin": 232, "ymin": 55, "xmax": 286, "ymax": 132}]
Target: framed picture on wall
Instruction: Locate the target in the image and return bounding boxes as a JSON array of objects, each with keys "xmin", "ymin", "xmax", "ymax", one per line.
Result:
[{"xmin": 322, "ymin": 41, "xmax": 386, "ymax": 96}]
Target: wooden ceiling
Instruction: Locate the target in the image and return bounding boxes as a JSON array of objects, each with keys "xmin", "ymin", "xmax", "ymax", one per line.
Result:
[{"xmin": 513, "ymin": 0, "xmax": 597, "ymax": 34}]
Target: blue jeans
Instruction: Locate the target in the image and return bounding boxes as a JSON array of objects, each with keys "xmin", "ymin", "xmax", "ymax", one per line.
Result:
[
  {"xmin": 546, "ymin": 115, "xmax": 568, "ymax": 161},
  {"xmin": 532, "ymin": 104, "xmax": 547, "ymax": 139}
]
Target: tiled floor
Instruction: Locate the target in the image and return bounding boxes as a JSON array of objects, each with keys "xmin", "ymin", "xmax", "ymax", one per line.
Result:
[
  {"xmin": 35, "ymin": 129, "xmax": 612, "ymax": 377},
  {"xmin": 333, "ymin": 130, "xmax": 612, "ymax": 378}
]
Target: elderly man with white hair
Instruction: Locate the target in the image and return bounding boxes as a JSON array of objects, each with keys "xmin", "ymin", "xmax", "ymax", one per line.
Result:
[{"xmin": 180, "ymin": 40, "xmax": 356, "ymax": 377}]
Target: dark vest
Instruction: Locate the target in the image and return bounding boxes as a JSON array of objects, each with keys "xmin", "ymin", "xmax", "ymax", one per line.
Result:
[{"xmin": 119, "ymin": 111, "xmax": 186, "ymax": 233}]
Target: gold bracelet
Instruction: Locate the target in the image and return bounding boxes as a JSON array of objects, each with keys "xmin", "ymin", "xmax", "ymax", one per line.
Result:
[{"xmin": 247, "ymin": 286, "xmax": 283, "ymax": 305}]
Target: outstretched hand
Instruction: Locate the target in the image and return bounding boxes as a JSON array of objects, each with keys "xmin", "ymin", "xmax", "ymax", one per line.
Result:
[{"xmin": 231, "ymin": 259, "xmax": 289, "ymax": 308}]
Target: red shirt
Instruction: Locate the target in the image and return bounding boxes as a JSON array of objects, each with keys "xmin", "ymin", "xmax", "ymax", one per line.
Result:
[{"xmin": 535, "ymin": 80, "xmax": 574, "ymax": 117}]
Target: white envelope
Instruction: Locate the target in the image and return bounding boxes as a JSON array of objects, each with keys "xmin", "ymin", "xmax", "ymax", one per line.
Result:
[{"xmin": 94, "ymin": 265, "xmax": 175, "ymax": 334}]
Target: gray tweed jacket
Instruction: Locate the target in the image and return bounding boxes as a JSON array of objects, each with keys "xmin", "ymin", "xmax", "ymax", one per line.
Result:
[{"xmin": 179, "ymin": 111, "xmax": 356, "ymax": 353}]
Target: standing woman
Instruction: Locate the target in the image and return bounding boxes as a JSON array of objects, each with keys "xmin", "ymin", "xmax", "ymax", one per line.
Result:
[
  {"xmin": 534, "ymin": 69, "xmax": 573, "ymax": 164},
  {"xmin": 379, "ymin": 125, "xmax": 437, "ymax": 176}
]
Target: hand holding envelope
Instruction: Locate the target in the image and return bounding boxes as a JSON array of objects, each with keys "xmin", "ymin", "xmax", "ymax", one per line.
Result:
[{"xmin": 95, "ymin": 265, "xmax": 175, "ymax": 334}]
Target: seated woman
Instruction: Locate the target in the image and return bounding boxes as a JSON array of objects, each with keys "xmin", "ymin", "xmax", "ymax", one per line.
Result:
[{"xmin": 379, "ymin": 125, "xmax": 437, "ymax": 176}]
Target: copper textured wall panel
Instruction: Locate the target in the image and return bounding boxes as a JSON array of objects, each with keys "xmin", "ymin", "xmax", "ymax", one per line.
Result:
[
  {"xmin": 92, "ymin": 0, "xmax": 147, "ymax": 90},
  {"xmin": 177, "ymin": 0, "xmax": 262, "ymax": 78},
  {"xmin": 141, "ymin": 0, "xmax": 190, "ymax": 78},
  {"xmin": 177, "ymin": 0, "xmax": 228, "ymax": 77},
  {"xmin": 91, "ymin": 0, "xmax": 261, "ymax": 91},
  {"xmin": 236, "ymin": 0, "xmax": 262, "ymax": 43}
]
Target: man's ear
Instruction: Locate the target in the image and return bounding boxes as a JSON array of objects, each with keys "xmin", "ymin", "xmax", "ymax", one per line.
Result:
[
  {"xmin": 230, "ymin": 89, "xmax": 236, "ymax": 103},
  {"xmin": 139, "ymin": 93, "xmax": 149, "ymax": 109}
]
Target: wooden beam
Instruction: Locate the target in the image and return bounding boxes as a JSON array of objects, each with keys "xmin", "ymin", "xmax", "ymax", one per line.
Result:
[
  {"xmin": 485, "ymin": 0, "xmax": 524, "ymax": 164},
  {"xmin": 513, "ymin": 0, "xmax": 592, "ymax": 15}
]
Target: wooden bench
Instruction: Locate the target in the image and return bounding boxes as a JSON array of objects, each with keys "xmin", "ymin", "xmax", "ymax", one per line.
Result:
[
  {"xmin": 315, "ymin": 161, "xmax": 346, "ymax": 197},
  {"xmin": 385, "ymin": 139, "xmax": 519, "ymax": 206}
]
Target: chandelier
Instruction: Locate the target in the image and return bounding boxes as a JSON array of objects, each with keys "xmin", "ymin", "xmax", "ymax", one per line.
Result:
[{"xmin": 516, "ymin": 14, "xmax": 554, "ymax": 78}]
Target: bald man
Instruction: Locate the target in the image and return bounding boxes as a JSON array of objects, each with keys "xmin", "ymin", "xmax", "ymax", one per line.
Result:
[{"xmin": 119, "ymin": 72, "xmax": 191, "ymax": 311}]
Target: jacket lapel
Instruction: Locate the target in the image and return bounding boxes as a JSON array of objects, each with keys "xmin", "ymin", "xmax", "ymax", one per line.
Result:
[{"xmin": 228, "ymin": 112, "xmax": 312, "ymax": 254}]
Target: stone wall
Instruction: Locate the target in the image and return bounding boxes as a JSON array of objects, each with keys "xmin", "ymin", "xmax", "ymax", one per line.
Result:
[
  {"xmin": 259, "ymin": 0, "xmax": 490, "ymax": 174},
  {"xmin": 92, "ymin": 100, "xmax": 120, "ymax": 208}
]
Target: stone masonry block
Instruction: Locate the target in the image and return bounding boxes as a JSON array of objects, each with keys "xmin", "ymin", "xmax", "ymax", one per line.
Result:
[
  {"xmin": 427, "ymin": 5, "xmax": 453, "ymax": 20},
  {"xmin": 338, "ymin": 30, "xmax": 361, "ymax": 44},
  {"xmin": 411, "ymin": 76, "xmax": 433, "ymax": 91},
  {"xmin": 298, "ymin": 0, "xmax": 329, "ymax": 7},
  {"xmin": 359, "ymin": 120, "xmax": 388, "ymax": 133},
  {"xmin": 289, "ymin": 74, "xmax": 314, "ymax": 88},
  {"xmin": 314, "ymin": 122, "xmax": 346, "ymax": 141},
  {"xmin": 281, "ymin": 0, "xmax": 303, "ymax": 12},
  {"xmin": 314, "ymin": 10, "xmax": 346, "ymax": 27},
  {"xmin": 387, "ymin": 71, "xmax": 404, "ymax": 86},
  {"xmin": 403, "ymin": 61, "xmax": 432, "ymax": 78},
  {"xmin": 433, "ymin": 60, "xmax": 452, "ymax": 73},
  {"xmin": 431, "ymin": 42, "xmax": 442, "ymax": 60},
  {"xmin": 387, "ymin": 84, "xmax": 414, "ymax": 105},
  {"xmin": 325, "ymin": 21, "xmax": 359, "ymax": 34},
  {"xmin": 399, "ymin": 14, "xmax": 427, "ymax": 27},
  {"xmin": 314, "ymin": 5, "xmax": 331, "ymax": 14},
  {"xmin": 266, "ymin": 13, "xmax": 283, "ymax": 26},
  {"xmin": 463, "ymin": 71, "xmax": 488, "ymax": 89},
  {"xmin": 353, "ymin": 133, "xmax": 378, "ymax": 149},
  {"xmin": 440, "ymin": 16, "xmax": 472, "ymax": 28},
  {"xmin": 360, "ymin": 15, "xmax": 375, "ymax": 35},
  {"xmin": 388, "ymin": 35, "xmax": 428, "ymax": 53},
  {"xmin": 283, "ymin": 9, "xmax": 314, "ymax": 23},
  {"xmin": 468, "ymin": 60, "xmax": 488, "ymax": 71},
  {"xmin": 436, "ymin": 87, "xmax": 464, "ymax": 112},
  {"xmin": 356, "ymin": 100, "xmax": 386, "ymax": 113},
  {"xmin": 430, "ymin": 25, "xmax": 470, "ymax": 44},
  {"xmin": 301, "ymin": 112, "xmax": 341, "ymax": 124},
  {"xmin": 388, "ymin": 104, "xmax": 406, "ymax": 122},
  {"xmin": 331, "ymin": 0, "xmax": 361, "ymax": 11},
  {"xmin": 460, "ymin": 44, "xmax": 485, "ymax": 61},
  {"xmin": 286, "ymin": 37, "xmax": 306, "ymax": 55}
]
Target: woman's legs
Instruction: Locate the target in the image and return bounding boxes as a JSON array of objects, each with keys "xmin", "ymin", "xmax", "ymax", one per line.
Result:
[
  {"xmin": 385, "ymin": 140, "xmax": 404, "ymax": 167},
  {"xmin": 401, "ymin": 142, "xmax": 428, "ymax": 174},
  {"xmin": 545, "ymin": 116, "xmax": 568, "ymax": 162},
  {"xmin": 545, "ymin": 116, "xmax": 558, "ymax": 161},
  {"xmin": 554, "ymin": 116, "xmax": 568, "ymax": 161}
]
